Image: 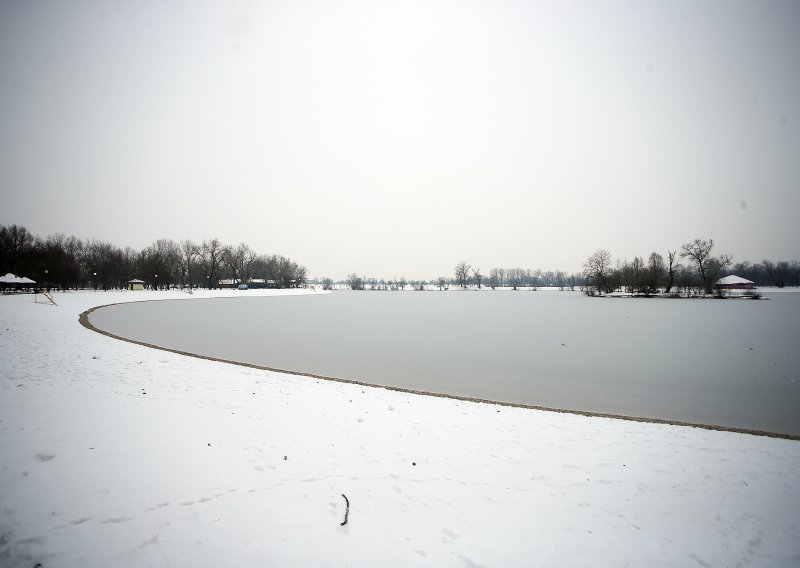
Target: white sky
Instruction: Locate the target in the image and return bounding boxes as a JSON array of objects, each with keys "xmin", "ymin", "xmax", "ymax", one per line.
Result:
[{"xmin": 1, "ymin": 0, "xmax": 798, "ymax": 280}]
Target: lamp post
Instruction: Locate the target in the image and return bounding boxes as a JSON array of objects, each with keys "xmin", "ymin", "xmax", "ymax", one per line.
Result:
[
  {"xmin": 93, "ymin": 272, "xmax": 97, "ymax": 291},
  {"xmin": 206, "ymin": 275, "xmax": 210, "ymax": 290},
  {"xmin": 155, "ymin": 274, "xmax": 158, "ymax": 291},
  {"xmin": 44, "ymin": 269, "xmax": 49, "ymax": 293}
]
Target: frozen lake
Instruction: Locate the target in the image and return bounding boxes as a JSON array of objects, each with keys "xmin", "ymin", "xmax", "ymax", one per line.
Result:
[{"xmin": 88, "ymin": 290, "xmax": 800, "ymax": 435}]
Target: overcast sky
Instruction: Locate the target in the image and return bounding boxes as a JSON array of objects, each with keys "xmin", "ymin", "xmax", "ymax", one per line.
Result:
[{"xmin": 1, "ymin": 0, "xmax": 798, "ymax": 279}]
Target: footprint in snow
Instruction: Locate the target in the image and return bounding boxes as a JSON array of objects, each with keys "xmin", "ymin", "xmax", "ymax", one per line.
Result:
[{"xmin": 101, "ymin": 517, "xmax": 134, "ymax": 524}]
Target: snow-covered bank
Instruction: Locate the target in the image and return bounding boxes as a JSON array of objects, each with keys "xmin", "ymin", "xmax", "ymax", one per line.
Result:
[{"xmin": 2, "ymin": 290, "xmax": 799, "ymax": 567}]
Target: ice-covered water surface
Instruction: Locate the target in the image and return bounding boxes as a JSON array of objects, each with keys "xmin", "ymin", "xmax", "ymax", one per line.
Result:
[{"xmin": 89, "ymin": 290, "xmax": 800, "ymax": 434}]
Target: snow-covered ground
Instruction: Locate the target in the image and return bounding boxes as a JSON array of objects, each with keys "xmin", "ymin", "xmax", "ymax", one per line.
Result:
[{"xmin": 2, "ymin": 290, "xmax": 799, "ymax": 567}]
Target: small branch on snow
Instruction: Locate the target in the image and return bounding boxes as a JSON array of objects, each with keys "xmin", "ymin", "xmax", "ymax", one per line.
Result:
[{"xmin": 340, "ymin": 493, "xmax": 350, "ymax": 526}]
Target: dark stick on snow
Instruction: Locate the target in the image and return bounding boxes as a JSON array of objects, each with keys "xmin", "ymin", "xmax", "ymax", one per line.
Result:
[{"xmin": 340, "ymin": 493, "xmax": 350, "ymax": 526}]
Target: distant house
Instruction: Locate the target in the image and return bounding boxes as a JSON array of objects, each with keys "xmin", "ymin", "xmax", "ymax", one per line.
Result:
[
  {"xmin": 715, "ymin": 275, "xmax": 755, "ymax": 296},
  {"xmin": 128, "ymin": 279, "xmax": 146, "ymax": 291}
]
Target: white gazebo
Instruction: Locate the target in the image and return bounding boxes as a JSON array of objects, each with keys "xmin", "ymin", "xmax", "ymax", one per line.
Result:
[
  {"xmin": 0, "ymin": 273, "xmax": 36, "ymax": 290},
  {"xmin": 715, "ymin": 275, "xmax": 756, "ymax": 296},
  {"xmin": 715, "ymin": 275, "xmax": 755, "ymax": 289},
  {"xmin": 128, "ymin": 279, "xmax": 146, "ymax": 291}
]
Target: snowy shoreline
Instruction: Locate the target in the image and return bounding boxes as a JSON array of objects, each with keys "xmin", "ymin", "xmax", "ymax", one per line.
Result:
[
  {"xmin": 2, "ymin": 290, "xmax": 800, "ymax": 566},
  {"xmin": 81, "ymin": 298, "xmax": 798, "ymax": 441}
]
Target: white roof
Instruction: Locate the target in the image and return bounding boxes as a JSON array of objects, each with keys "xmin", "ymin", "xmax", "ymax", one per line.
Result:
[
  {"xmin": 716, "ymin": 275, "xmax": 754, "ymax": 285},
  {"xmin": 0, "ymin": 273, "xmax": 36, "ymax": 284},
  {"xmin": 128, "ymin": 279, "xmax": 146, "ymax": 283}
]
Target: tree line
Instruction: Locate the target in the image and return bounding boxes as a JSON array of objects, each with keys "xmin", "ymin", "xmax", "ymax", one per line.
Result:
[
  {"xmin": 340, "ymin": 264, "xmax": 582, "ymax": 291},
  {"xmin": 583, "ymin": 238, "xmax": 799, "ymax": 297},
  {"xmin": 0, "ymin": 224, "xmax": 307, "ymax": 291},
  {"xmin": 340, "ymin": 240, "xmax": 798, "ymax": 295}
]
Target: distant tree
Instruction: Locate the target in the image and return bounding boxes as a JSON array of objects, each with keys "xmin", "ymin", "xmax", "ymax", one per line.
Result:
[
  {"xmin": 704, "ymin": 255, "xmax": 733, "ymax": 293},
  {"xmin": 680, "ymin": 238, "xmax": 732, "ymax": 294},
  {"xmin": 436, "ymin": 277, "xmax": 447, "ymax": 290},
  {"xmin": 583, "ymin": 249, "xmax": 613, "ymax": 294},
  {"xmin": 221, "ymin": 245, "xmax": 238, "ymax": 283},
  {"xmin": 762, "ymin": 260, "xmax": 790, "ymax": 288},
  {"xmin": 202, "ymin": 238, "xmax": 223, "ymax": 288},
  {"xmin": 0, "ymin": 223, "xmax": 307, "ymax": 293},
  {"xmin": 0, "ymin": 224, "xmax": 34, "ymax": 275},
  {"xmin": 222, "ymin": 242, "xmax": 255, "ymax": 285},
  {"xmin": 472, "ymin": 267, "xmax": 483, "ymax": 289},
  {"xmin": 554, "ymin": 270, "xmax": 566, "ymax": 291},
  {"xmin": 506, "ymin": 268, "xmax": 523, "ymax": 290},
  {"xmin": 179, "ymin": 239, "xmax": 200, "ymax": 288},
  {"xmin": 266, "ymin": 254, "xmax": 293, "ymax": 288},
  {"xmin": 675, "ymin": 264, "xmax": 700, "ymax": 296},
  {"xmin": 566, "ymin": 273, "xmax": 579, "ymax": 291},
  {"xmin": 321, "ymin": 277, "xmax": 334, "ymax": 290},
  {"xmin": 665, "ymin": 250, "xmax": 679, "ymax": 294},
  {"xmin": 644, "ymin": 252, "xmax": 665, "ymax": 296},
  {"xmin": 732, "ymin": 261, "xmax": 755, "ymax": 283},
  {"xmin": 454, "ymin": 261, "xmax": 471, "ymax": 288},
  {"xmin": 488, "ymin": 268, "xmax": 500, "ymax": 289},
  {"xmin": 790, "ymin": 261, "xmax": 800, "ymax": 287},
  {"xmin": 346, "ymin": 273, "xmax": 364, "ymax": 290}
]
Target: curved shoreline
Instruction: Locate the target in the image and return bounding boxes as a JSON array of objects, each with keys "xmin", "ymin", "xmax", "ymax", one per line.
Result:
[{"xmin": 79, "ymin": 300, "xmax": 800, "ymax": 442}]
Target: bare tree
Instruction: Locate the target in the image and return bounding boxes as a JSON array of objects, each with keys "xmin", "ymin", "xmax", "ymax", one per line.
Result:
[
  {"xmin": 488, "ymin": 268, "xmax": 500, "ymax": 289},
  {"xmin": 454, "ymin": 261, "xmax": 471, "ymax": 288},
  {"xmin": 676, "ymin": 264, "xmax": 699, "ymax": 296},
  {"xmin": 680, "ymin": 239, "xmax": 732, "ymax": 294},
  {"xmin": 179, "ymin": 239, "xmax": 200, "ymax": 288},
  {"xmin": 631, "ymin": 256, "xmax": 647, "ymax": 294},
  {"xmin": 644, "ymin": 252, "xmax": 665, "ymax": 296},
  {"xmin": 554, "ymin": 270, "xmax": 566, "ymax": 291},
  {"xmin": 472, "ymin": 267, "xmax": 483, "ymax": 289},
  {"xmin": 271, "ymin": 255, "xmax": 298, "ymax": 288},
  {"xmin": 679, "ymin": 239, "xmax": 713, "ymax": 293},
  {"xmin": 202, "ymin": 238, "xmax": 223, "ymax": 288},
  {"xmin": 506, "ymin": 268, "xmax": 523, "ymax": 290},
  {"xmin": 665, "ymin": 250, "xmax": 678, "ymax": 294},
  {"xmin": 292, "ymin": 263, "xmax": 307, "ymax": 287},
  {"xmin": 346, "ymin": 273, "xmax": 364, "ymax": 290},
  {"xmin": 222, "ymin": 242, "xmax": 255, "ymax": 285},
  {"xmin": 583, "ymin": 249, "xmax": 613, "ymax": 294},
  {"xmin": 0, "ymin": 224, "xmax": 34, "ymax": 275},
  {"xmin": 566, "ymin": 273, "xmax": 578, "ymax": 291},
  {"xmin": 762, "ymin": 260, "xmax": 790, "ymax": 288}
]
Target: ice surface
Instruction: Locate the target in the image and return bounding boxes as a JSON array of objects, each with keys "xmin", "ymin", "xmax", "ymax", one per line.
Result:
[{"xmin": 89, "ymin": 290, "xmax": 800, "ymax": 434}]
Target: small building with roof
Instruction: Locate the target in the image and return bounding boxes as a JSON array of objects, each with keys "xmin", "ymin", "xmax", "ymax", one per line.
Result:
[
  {"xmin": 128, "ymin": 279, "xmax": 146, "ymax": 291},
  {"xmin": 714, "ymin": 275, "xmax": 756, "ymax": 296},
  {"xmin": 0, "ymin": 273, "xmax": 36, "ymax": 292}
]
